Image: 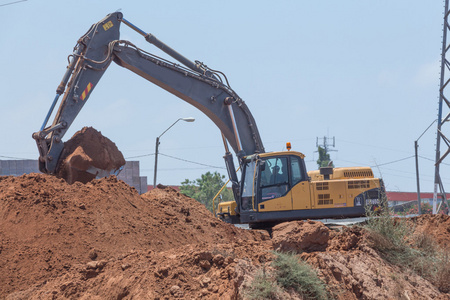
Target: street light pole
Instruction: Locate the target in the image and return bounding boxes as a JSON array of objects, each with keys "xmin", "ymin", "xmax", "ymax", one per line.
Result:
[{"xmin": 153, "ymin": 117, "xmax": 195, "ymax": 188}]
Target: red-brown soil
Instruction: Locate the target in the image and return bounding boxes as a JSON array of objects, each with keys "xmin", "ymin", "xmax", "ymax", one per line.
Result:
[
  {"xmin": 0, "ymin": 173, "xmax": 449, "ymax": 299},
  {"xmin": 412, "ymin": 213, "xmax": 450, "ymax": 248},
  {"xmin": 56, "ymin": 127, "xmax": 125, "ymax": 184}
]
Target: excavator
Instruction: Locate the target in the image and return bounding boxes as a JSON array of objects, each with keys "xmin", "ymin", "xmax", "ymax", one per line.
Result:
[{"xmin": 33, "ymin": 12, "xmax": 384, "ymax": 228}]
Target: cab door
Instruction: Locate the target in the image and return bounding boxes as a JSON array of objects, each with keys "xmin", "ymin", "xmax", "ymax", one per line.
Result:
[
  {"xmin": 256, "ymin": 156, "xmax": 293, "ymax": 212},
  {"xmin": 290, "ymin": 156, "xmax": 312, "ymax": 210}
]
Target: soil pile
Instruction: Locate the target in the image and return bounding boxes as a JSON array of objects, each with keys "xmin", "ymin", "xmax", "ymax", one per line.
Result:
[
  {"xmin": 275, "ymin": 224, "xmax": 448, "ymax": 299},
  {"xmin": 272, "ymin": 220, "xmax": 330, "ymax": 252},
  {"xmin": 56, "ymin": 127, "xmax": 125, "ymax": 184},
  {"xmin": 412, "ymin": 214, "xmax": 450, "ymax": 247},
  {"xmin": 1, "ymin": 173, "xmax": 449, "ymax": 299},
  {"xmin": 0, "ymin": 174, "xmax": 269, "ymax": 299}
]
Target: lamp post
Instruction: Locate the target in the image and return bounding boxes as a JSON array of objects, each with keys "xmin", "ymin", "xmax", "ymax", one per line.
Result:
[{"xmin": 153, "ymin": 117, "xmax": 195, "ymax": 188}]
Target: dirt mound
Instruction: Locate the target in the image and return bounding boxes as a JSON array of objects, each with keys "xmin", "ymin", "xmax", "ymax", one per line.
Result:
[
  {"xmin": 7, "ymin": 242, "xmax": 272, "ymax": 300},
  {"xmin": 56, "ymin": 127, "xmax": 125, "ymax": 184},
  {"xmin": 1, "ymin": 173, "xmax": 449, "ymax": 299},
  {"xmin": 0, "ymin": 173, "xmax": 268, "ymax": 298},
  {"xmin": 272, "ymin": 220, "xmax": 330, "ymax": 252},
  {"xmin": 412, "ymin": 214, "xmax": 450, "ymax": 247},
  {"xmin": 304, "ymin": 244, "xmax": 446, "ymax": 300},
  {"xmin": 271, "ymin": 220, "xmax": 449, "ymax": 299}
]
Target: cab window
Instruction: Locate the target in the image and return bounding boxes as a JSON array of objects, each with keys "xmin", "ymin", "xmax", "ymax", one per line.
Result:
[
  {"xmin": 259, "ymin": 157, "xmax": 289, "ymax": 201},
  {"xmin": 241, "ymin": 159, "xmax": 256, "ymax": 210},
  {"xmin": 290, "ymin": 156, "xmax": 304, "ymax": 185}
]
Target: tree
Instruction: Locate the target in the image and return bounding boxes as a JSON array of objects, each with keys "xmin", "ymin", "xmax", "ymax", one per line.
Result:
[
  {"xmin": 180, "ymin": 171, "xmax": 234, "ymax": 212},
  {"xmin": 316, "ymin": 146, "xmax": 334, "ymax": 168}
]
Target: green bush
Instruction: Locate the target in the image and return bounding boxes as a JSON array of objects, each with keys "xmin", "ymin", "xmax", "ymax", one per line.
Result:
[
  {"xmin": 244, "ymin": 270, "xmax": 282, "ymax": 300},
  {"xmin": 272, "ymin": 252, "xmax": 328, "ymax": 300},
  {"xmin": 245, "ymin": 252, "xmax": 328, "ymax": 300}
]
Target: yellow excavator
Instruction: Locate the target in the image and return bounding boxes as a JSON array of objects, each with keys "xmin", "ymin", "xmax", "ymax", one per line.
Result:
[
  {"xmin": 32, "ymin": 12, "xmax": 384, "ymax": 228},
  {"xmin": 217, "ymin": 149, "xmax": 383, "ymax": 228}
]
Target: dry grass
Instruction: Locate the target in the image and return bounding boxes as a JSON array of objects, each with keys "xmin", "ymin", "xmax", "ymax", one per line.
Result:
[{"xmin": 365, "ymin": 202, "xmax": 450, "ymax": 292}]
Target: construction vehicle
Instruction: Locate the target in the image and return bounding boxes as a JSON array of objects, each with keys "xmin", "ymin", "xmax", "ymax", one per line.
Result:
[
  {"xmin": 217, "ymin": 157, "xmax": 383, "ymax": 227},
  {"xmin": 33, "ymin": 12, "xmax": 384, "ymax": 228}
]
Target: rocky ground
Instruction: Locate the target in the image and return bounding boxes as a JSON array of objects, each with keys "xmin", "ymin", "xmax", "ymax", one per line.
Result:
[{"xmin": 0, "ymin": 173, "xmax": 449, "ymax": 299}]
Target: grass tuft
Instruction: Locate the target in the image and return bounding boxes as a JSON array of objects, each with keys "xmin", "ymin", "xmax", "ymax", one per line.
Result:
[
  {"xmin": 244, "ymin": 269, "xmax": 282, "ymax": 300},
  {"xmin": 272, "ymin": 251, "xmax": 328, "ymax": 300},
  {"xmin": 364, "ymin": 195, "xmax": 450, "ymax": 292},
  {"xmin": 244, "ymin": 252, "xmax": 328, "ymax": 300}
]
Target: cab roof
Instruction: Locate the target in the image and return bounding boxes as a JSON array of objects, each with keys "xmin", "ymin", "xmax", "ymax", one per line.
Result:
[{"xmin": 254, "ymin": 151, "xmax": 306, "ymax": 159}]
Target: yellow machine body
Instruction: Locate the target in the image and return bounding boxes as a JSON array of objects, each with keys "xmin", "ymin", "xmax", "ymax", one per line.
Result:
[{"xmin": 217, "ymin": 151, "xmax": 383, "ymax": 226}]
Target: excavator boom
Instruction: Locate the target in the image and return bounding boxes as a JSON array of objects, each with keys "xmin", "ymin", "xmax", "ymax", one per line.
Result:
[{"xmin": 33, "ymin": 12, "xmax": 264, "ymax": 188}]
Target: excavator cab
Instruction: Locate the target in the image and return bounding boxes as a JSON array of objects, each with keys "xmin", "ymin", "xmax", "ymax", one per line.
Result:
[
  {"xmin": 218, "ymin": 150, "xmax": 385, "ymax": 227},
  {"xmin": 217, "ymin": 151, "xmax": 309, "ymax": 225},
  {"xmin": 237, "ymin": 152, "xmax": 309, "ymax": 223}
]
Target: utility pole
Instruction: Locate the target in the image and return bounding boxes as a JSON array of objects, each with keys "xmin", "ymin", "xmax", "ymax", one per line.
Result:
[
  {"xmin": 434, "ymin": 0, "xmax": 450, "ymax": 214},
  {"xmin": 415, "ymin": 141, "xmax": 423, "ymax": 215}
]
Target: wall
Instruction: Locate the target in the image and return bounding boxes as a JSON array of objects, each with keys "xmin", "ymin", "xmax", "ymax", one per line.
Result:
[{"xmin": 0, "ymin": 160, "xmax": 147, "ymax": 194}]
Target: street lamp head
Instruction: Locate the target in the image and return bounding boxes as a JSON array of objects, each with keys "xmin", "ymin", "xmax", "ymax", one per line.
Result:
[{"xmin": 181, "ymin": 117, "xmax": 195, "ymax": 122}]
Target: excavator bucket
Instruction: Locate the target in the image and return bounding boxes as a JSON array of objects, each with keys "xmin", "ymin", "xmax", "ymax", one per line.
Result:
[{"xmin": 55, "ymin": 127, "xmax": 125, "ymax": 184}]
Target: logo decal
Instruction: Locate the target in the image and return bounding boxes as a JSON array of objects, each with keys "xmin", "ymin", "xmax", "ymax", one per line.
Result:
[{"xmin": 103, "ymin": 21, "xmax": 114, "ymax": 31}]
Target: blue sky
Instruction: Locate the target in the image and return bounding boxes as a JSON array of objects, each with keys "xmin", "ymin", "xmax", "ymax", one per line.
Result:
[{"xmin": 0, "ymin": 0, "xmax": 448, "ymax": 192}]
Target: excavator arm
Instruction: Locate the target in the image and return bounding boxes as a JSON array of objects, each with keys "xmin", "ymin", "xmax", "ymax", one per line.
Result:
[{"xmin": 33, "ymin": 12, "xmax": 264, "ymax": 203}]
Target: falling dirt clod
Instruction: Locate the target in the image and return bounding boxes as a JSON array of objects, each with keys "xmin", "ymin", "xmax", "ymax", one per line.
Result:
[{"xmin": 55, "ymin": 127, "xmax": 125, "ymax": 184}]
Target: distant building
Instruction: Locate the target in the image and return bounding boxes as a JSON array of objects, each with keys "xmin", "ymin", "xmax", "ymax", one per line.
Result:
[
  {"xmin": 386, "ymin": 191, "xmax": 448, "ymax": 206},
  {"xmin": 0, "ymin": 160, "xmax": 148, "ymax": 194}
]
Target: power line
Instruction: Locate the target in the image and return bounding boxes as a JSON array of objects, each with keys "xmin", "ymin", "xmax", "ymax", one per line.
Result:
[
  {"xmin": 335, "ymin": 156, "xmax": 414, "ymax": 168},
  {"xmin": 125, "ymin": 153, "xmax": 155, "ymax": 159},
  {"xmin": 371, "ymin": 155, "xmax": 415, "ymax": 167},
  {"xmin": 1, "ymin": 151, "xmax": 224, "ymax": 170},
  {"xmin": 159, "ymin": 153, "xmax": 225, "ymax": 169},
  {"xmin": 142, "ymin": 167, "xmax": 217, "ymax": 171},
  {"xmin": 340, "ymin": 139, "xmax": 412, "ymax": 155},
  {"xmin": 419, "ymin": 155, "xmax": 450, "ymax": 166},
  {"xmin": 0, "ymin": 155, "xmax": 34, "ymax": 160},
  {"xmin": 125, "ymin": 152, "xmax": 224, "ymax": 169},
  {"xmin": 0, "ymin": 0, "xmax": 27, "ymax": 7}
]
